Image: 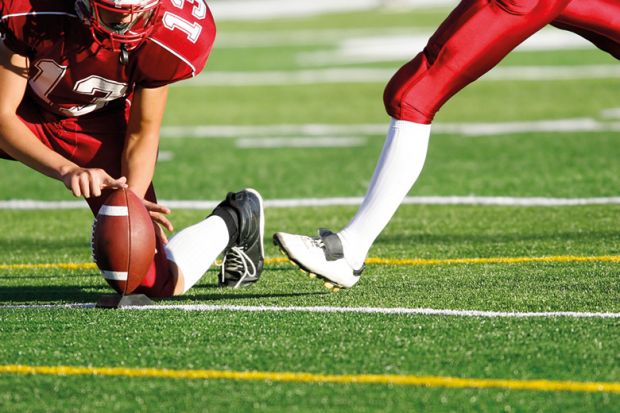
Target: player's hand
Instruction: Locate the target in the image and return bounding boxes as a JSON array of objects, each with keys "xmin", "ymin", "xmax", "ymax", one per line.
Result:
[
  {"xmin": 142, "ymin": 199, "xmax": 173, "ymax": 244},
  {"xmin": 61, "ymin": 167, "xmax": 127, "ymax": 198}
]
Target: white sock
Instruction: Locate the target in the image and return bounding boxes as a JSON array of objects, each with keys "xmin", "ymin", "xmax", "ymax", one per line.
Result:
[
  {"xmin": 164, "ymin": 215, "xmax": 229, "ymax": 293},
  {"xmin": 338, "ymin": 118, "xmax": 431, "ymax": 269}
]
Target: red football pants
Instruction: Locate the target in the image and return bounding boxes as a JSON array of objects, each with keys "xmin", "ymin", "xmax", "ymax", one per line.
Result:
[
  {"xmin": 4, "ymin": 96, "xmax": 175, "ymax": 297},
  {"xmin": 384, "ymin": 0, "xmax": 620, "ymax": 123}
]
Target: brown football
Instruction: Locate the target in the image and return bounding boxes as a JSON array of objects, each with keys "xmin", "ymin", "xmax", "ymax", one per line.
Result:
[{"xmin": 91, "ymin": 188, "xmax": 156, "ymax": 295}]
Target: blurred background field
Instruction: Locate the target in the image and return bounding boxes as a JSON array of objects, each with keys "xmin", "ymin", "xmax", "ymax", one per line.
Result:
[{"xmin": 0, "ymin": 2, "xmax": 619, "ymax": 412}]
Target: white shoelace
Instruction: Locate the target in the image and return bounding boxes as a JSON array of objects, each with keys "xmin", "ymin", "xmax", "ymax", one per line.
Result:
[{"xmin": 220, "ymin": 246, "xmax": 257, "ymax": 289}]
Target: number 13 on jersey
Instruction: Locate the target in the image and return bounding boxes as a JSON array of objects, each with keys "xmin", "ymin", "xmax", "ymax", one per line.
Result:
[{"xmin": 162, "ymin": 0, "xmax": 208, "ymax": 43}]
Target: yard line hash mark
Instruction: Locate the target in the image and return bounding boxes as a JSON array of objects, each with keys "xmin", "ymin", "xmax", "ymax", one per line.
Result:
[{"xmin": 0, "ymin": 364, "xmax": 618, "ymax": 393}]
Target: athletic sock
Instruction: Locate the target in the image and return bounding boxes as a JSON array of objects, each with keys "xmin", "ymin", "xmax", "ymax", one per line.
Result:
[
  {"xmin": 164, "ymin": 215, "xmax": 229, "ymax": 293},
  {"xmin": 338, "ymin": 118, "xmax": 431, "ymax": 269}
]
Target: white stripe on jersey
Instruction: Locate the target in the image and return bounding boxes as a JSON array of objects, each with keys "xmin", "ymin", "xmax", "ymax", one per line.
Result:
[
  {"xmin": 1, "ymin": 12, "xmax": 78, "ymax": 21},
  {"xmin": 148, "ymin": 37, "xmax": 197, "ymax": 77}
]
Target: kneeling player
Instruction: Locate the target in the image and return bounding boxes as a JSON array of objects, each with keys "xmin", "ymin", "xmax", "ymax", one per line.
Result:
[{"xmin": 0, "ymin": 0, "xmax": 264, "ymax": 296}]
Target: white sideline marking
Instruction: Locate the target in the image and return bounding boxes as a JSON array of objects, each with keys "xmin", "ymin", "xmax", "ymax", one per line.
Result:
[
  {"xmin": 184, "ymin": 65, "xmax": 620, "ymax": 87},
  {"xmin": 0, "ymin": 303, "xmax": 618, "ymax": 318},
  {"xmin": 3, "ymin": 196, "xmax": 620, "ymax": 210},
  {"xmin": 160, "ymin": 118, "xmax": 620, "ymax": 139}
]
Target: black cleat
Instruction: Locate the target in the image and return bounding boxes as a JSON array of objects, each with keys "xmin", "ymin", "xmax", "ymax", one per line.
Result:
[{"xmin": 211, "ymin": 189, "xmax": 264, "ymax": 288}]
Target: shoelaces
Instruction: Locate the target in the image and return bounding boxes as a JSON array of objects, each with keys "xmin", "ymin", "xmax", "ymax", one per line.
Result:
[{"xmin": 220, "ymin": 246, "xmax": 257, "ymax": 288}]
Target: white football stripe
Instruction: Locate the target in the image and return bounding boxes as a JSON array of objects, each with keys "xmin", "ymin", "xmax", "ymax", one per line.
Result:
[
  {"xmin": 101, "ymin": 270, "xmax": 128, "ymax": 281},
  {"xmin": 98, "ymin": 205, "xmax": 128, "ymax": 217}
]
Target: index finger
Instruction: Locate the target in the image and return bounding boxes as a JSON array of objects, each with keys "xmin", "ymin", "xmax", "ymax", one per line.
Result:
[
  {"xmin": 143, "ymin": 199, "xmax": 171, "ymax": 215},
  {"xmin": 101, "ymin": 175, "xmax": 128, "ymax": 190}
]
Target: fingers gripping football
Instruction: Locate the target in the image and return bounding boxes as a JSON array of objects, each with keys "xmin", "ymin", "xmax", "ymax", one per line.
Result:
[
  {"xmin": 62, "ymin": 166, "xmax": 127, "ymax": 198},
  {"xmin": 142, "ymin": 199, "xmax": 173, "ymax": 244}
]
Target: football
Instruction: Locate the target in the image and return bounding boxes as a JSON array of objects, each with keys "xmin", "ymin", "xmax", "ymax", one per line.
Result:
[{"xmin": 91, "ymin": 188, "xmax": 156, "ymax": 295}]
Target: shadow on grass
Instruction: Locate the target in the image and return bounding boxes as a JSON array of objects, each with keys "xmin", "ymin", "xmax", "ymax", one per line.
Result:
[
  {"xmin": 0, "ymin": 283, "xmax": 328, "ymax": 305},
  {"xmin": 0, "ymin": 284, "xmax": 107, "ymax": 303},
  {"xmin": 171, "ymin": 291, "xmax": 328, "ymax": 303}
]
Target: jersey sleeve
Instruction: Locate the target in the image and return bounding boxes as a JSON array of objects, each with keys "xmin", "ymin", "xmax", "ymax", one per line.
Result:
[
  {"xmin": 0, "ymin": 0, "xmax": 75, "ymax": 57},
  {"xmin": 135, "ymin": 1, "xmax": 216, "ymax": 88}
]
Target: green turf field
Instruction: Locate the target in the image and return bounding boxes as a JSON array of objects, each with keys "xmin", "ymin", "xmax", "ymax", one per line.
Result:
[{"xmin": 1, "ymin": 5, "xmax": 619, "ymax": 412}]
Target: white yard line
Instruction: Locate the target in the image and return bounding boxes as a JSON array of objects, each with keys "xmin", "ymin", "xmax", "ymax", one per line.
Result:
[
  {"xmin": 209, "ymin": 0, "xmax": 454, "ymax": 21},
  {"xmin": 216, "ymin": 28, "xmax": 430, "ymax": 48},
  {"xmin": 235, "ymin": 136, "xmax": 366, "ymax": 148},
  {"xmin": 434, "ymin": 118, "xmax": 620, "ymax": 136},
  {"xmin": 0, "ymin": 302, "xmax": 618, "ymax": 318},
  {"xmin": 2, "ymin": 196, "xmax": 620, "ymax": 210},
  {"xmin": 161, "ymin": 123, "xmax": 387, "ymax": 138},
  {"xmin": 157, "ymin": 151, "xmax": 174, "ymax": 162},
  {"xmin": 298, "ymin": 29, "xmax": 595, "ymax": 66},
  {"xmin": 182, "ymin": 65, "xmax": 620, "ymax": 87},
  {"xmin": 160, "ymin": 118, "xmax": 620, "ymax": 139},
  {"xmin": 600, "ymin": 108, "xmax": 620, "ymax": 119},
  {"xmin": 216, "ymin": 27, "xmax": 592, "ymax": 51}
]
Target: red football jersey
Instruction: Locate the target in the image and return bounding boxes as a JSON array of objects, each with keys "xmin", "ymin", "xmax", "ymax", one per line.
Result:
[{"xmin": 0, "ymin": 0, "xmax": 215, "ymax": 117}]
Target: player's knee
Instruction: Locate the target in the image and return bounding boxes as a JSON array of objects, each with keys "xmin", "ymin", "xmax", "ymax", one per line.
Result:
[
  {"xmin": 495, "ymin": 0, "xmax": 540, "ymax": 15},
  {"xmin": 383, "ymin": 80, "xmax": 410, "ymax": 121},
  {"xmin": 132, "ymin": 254, "xmax": 176, "ymax": 298},
  {"xmin": 383, "ymin": 52, "xmax": 435, "ymax": 124}
]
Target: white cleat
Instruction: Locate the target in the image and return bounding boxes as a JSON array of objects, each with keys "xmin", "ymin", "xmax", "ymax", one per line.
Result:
[{"xmin": 273, "ymin": 229, "xmax": 364, "ymax": 289}]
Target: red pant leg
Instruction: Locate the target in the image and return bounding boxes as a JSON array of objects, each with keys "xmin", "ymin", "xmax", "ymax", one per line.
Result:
[
  {"xmin": 552, "ymin": 0, "xmax": 620, "ymax": 59},
  {"xmin": 384, "ymin": 0, "xmax": 574, "ymax": 123}
]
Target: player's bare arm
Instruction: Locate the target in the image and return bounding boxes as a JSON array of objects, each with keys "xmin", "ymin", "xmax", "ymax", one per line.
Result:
[
  {"xmin": 0, "ymin": 40, "xmax": 126, "ymax": 198},
  {"xmin": 122, "ymin": 85, "xmax": 168, "ymax": 198},
  {"xmin": 123, "ymin": 85, "xmax": 173, "ymax": 235}
]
